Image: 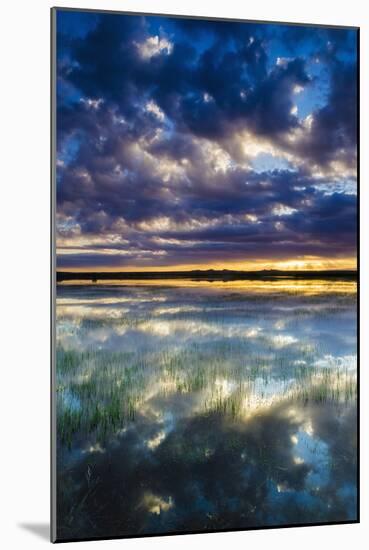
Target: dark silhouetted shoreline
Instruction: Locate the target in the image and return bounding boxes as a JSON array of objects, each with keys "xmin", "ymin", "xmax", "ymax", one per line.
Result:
[{"xmin": 56, "ymin": 269, "xmax": 357, "ymax": 283}]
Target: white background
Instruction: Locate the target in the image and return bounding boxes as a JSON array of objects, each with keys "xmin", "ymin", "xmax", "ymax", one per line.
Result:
[{"xmin": 1, "ymin": 0, "xmax": 367, "ymax": 547}]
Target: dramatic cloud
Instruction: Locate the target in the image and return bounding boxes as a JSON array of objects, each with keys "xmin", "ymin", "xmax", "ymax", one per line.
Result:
[{"xmin": 56, "ymin": 10, "xmax": 358, "ymax": 270}]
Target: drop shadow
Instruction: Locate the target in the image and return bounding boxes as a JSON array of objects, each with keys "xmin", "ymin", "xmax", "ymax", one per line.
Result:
[{"xmin": 18, "ymin": 523, "xmax": 49, "ymax": 541}]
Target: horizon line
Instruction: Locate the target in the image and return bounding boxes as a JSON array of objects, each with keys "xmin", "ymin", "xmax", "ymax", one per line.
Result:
[{"xmin": 56, "ymin": 267, "xmax": 357, "ymax": 274}]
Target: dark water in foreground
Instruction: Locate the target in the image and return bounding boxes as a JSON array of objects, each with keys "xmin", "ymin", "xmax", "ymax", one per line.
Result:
[{"xmin": 55, "ymin": 280, "xmax": 357, "ymax": 540}]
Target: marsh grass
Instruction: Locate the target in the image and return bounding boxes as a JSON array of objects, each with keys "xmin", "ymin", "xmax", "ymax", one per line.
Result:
[
  {"xmin": 56, "ymin": 285, "xmax": 357, "ymax": 446},
  {"xmin": 57, "ymin": 336, "xmax": 357, "ymax": 446}
]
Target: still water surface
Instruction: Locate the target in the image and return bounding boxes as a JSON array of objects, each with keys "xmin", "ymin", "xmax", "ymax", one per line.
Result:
[{"xmin": 56, "ymin": 279, "xmax": 357, "ymax": 540}]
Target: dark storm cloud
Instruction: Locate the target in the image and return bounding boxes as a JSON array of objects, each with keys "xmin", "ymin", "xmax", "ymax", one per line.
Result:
[
  {"xmin": 56, "ymin": 10, "xmax": 357, "ymax": 269},
  {"xmin": 59, "ymin": 14, "xmax": 146, "ymax": 104},
  {"xmin": 58, "ymin": 13, "xmax": 311, "ymax": 142},
  {"xmin": 292, "ymin": 59, "xmax": 357, "ymax": 168}
]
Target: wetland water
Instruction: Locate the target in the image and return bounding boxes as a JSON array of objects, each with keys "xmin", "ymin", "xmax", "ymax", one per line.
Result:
[{"xmin": 55, "ymin": 279, "xmax": 357, "ymax": 540}]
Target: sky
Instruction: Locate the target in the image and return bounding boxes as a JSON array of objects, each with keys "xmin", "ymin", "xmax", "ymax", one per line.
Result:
[{"xmin": 55, "ymin": 10, "xmax": 358, "ymax": 272}]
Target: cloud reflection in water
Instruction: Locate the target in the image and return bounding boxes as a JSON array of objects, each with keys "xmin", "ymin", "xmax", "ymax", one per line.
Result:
[{"xmin": 56, "ymin": 280, "xmax": 357, "ymax": 539}]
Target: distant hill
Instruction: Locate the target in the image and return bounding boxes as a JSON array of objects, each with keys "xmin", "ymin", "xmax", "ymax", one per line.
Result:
[{"xmin": 56, "ymin": 269, "xmax": 357, "ymax": 283}]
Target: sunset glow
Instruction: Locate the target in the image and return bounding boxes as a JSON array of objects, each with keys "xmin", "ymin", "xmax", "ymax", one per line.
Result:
[{"xmin": 59, "ymin": 256, "xmax": 357, "ymax": 273}]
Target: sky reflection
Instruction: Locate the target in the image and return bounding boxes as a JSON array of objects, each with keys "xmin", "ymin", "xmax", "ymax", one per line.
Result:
[{"xmin": 56, "ymin": 281, "xmax": 357, "ymax": 539}]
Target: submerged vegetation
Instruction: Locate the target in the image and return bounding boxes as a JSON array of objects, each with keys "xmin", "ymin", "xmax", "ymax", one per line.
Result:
[{"xmin": 57, "ymin": 343, "xmax": 356, "ymax": 445}]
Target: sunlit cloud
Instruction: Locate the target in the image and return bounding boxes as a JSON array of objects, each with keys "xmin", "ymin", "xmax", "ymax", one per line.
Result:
[
  {"xmin": 136, "ymin": 35, "xmax": 173, "ymax": 59},
  {"xmin": 80, "ymin": 97, "xmax": 104, "ymax": 110},
  {"xmin": 145, "ymin": 100, "xmax": 165, "ymax": 121},
  {"xmin": 272, "ymin": 204, "xmax": 298, "ymax": 217}
]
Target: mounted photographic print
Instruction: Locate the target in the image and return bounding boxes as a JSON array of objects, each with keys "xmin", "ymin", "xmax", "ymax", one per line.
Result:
[{"xmin": 51, "ymin": 7, "xmax": 359, "ymax": 543}]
